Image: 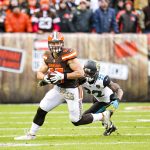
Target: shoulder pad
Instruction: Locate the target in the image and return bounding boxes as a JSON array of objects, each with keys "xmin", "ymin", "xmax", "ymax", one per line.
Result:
[
  {"xmin": 103, "ymin": 75, "xmax": 111, "ymax": 87},
  {"xmin": 62, "ymin": 48, "xmax": 77, "ymax": 61}
]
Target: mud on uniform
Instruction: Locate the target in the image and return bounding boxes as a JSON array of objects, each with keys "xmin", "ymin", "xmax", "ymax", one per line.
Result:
[{"xmin": 39, "ymin": 48, "xmax": 83, "ymax": 123}]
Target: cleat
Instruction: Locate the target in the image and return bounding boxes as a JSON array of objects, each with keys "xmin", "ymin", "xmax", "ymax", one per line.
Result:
[
  {"xmin": 102, "ymin": 110, "xmax": 112, "ymax": 129},
  {"xmin": 14, "ymin": 133, "xmax": 36, "ymax": 140},
  {"xmin": 103, "ymin": 124, "xmax": 117, "ymax": 136}
]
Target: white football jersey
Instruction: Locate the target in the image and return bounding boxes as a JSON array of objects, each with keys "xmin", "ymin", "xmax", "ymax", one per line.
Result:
[{"xmin": 83, "ymin": 72, "xmax": 113, "ymax": 103}]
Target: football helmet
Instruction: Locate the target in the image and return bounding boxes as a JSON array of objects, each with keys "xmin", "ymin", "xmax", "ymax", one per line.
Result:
[
  {"xmin": 48, "ymin": 31, "xmax": 64, "ymax": 53},
  {"xmin": 83, "ymin": 60, "xmax": 98, "ymax": 78}
]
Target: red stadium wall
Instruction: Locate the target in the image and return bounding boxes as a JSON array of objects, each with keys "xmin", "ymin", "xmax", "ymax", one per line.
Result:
[{"xmin": 0, "ymin": 33, "xmax": 149, "ymax": 103}]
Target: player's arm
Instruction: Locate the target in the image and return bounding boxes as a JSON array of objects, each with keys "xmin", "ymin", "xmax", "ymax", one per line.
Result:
[
  {"xmin": 37, "ymin": 62, "xmax": 49, "ymax": 80},
  {"xmin": 103, "ymin": 75, "xmax": 123, "ymax": 100},
  {"xmin": 67, "ymin": 58, "xmax": 84, "ymax": 79},
  {"xmin": 108, "ymin": 81, "xmax": 123, "ymax": 101},
  {"xmin": 50, "ymin": 58, "xmax": 84, "ymax": 84}
]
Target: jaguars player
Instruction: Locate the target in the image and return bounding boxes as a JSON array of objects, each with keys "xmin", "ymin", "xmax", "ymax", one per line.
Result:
[
  {"xmin": 14, "ymin": 32, "xmax": 112, "ymax": 140},
  {"xmin": 81, "ymin": 60, "xmax": 123, "ymax": 136}
]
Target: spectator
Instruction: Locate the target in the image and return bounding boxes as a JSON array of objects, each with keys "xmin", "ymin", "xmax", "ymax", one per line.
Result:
[
  {"xmin": 57, "ymin": 1, "xmax": 73, "ymax": 32},
  {"xmin": 27, "ymin": 0, "xmax": 40, "ymax": 32},
  {"xmin": 36, "ymin": 0, "xmax": 60, "ymax": 33},
  {"xmin": 92, "ymin": 0, "xmax": 119, "ymax": 34},
  {"xmin": 9, "ymin": 0, "xmax": 19, "ymax": 10},
  {"xmin": 89, "ymin": 0, "xmax": 99, "ymax": 12},
  {"xmin": 2, "ymin": 0, "xmax": 11, "ymax": 15},
  {"xmin": 65, "ymin": 0, "xmax": 77, "ymax": 12},
  {"xmin": 5, "ymin": 5, "xmax": 32, "ymax": 32},
  {"xmin": 116, "ymin": 0, "xmax": 141, "ymax": 33},
  {"xmin": 115, "ymin": 0, "xmax": 125, "ymax": 15},
  {"xmin": 27, "ymin": 0, "xmax": 40, "ymax": 15},
  {"xmin": 134, "ymin": 0, "xmax": 148, "ymax": 10},
  {"xmin": 71, "ymin": 0, "xmax": 93, "ymax": 32},
  {"xmin": 18, "ymin": 0, "xmax": 28, "ymax": 12},
  {"xmin": 0, "ymin": 1, "xmax": 6, "ymax": 32},
  {"xmin": 143, "ymin": 0, "xmax": 150, "ymax": 33}
]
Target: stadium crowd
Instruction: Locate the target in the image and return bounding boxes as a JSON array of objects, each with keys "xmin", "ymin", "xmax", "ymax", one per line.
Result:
[{"xmin": 0, "ymin": 0, "xmax": 150, "ymax": 33}]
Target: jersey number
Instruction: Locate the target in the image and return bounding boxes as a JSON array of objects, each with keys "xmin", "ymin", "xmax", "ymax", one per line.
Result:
[{"xmin": 84, "ymin": 87, "xmax": 104, "ymax": 97}]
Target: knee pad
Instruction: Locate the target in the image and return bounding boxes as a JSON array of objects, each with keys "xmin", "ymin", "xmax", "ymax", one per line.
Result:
[{"xmin": 33, "ymin": 107, "xmax": 48, "ymax": 126}]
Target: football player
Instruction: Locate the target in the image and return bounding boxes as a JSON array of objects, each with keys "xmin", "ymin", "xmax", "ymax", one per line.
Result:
[
  {"xmin": 79, "ymin": 60, "xmax": 123, "ymax": 136},
  {"xmin": 14, "ymin": 32, "xmax": 112, "ymax": 140}
]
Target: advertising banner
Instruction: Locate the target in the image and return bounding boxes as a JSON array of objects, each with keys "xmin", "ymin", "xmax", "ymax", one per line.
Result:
[{"xmin": 0, "ymin": 46, "xmax": 25, "ymax": 73}]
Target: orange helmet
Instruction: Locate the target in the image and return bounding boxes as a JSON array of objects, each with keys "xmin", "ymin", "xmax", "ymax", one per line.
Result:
[{"xmin": 48, "ymin": 31, "xmax": 64, "ymax": 53}]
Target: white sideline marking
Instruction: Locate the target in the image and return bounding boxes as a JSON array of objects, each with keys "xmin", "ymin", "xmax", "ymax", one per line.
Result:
[
  {"xmin": 1, "ymin": 133, "xmax": 150, "ymax": 138},
  {"xmin": 0, "ymin": 142, "xmax": 149, "ymax": 147},
  {"xmin": 0, "ymin": 143, "xmax": 49, "ymax": 147},
  {"xmin": 0, "ymin": 142, "xmax": 148, "ymax": 147},
  {"xmin": 120, "ymin": 110, "xmax": 150, "ymax": 112},
  {"xmin": 0, "ymin": 126, "xmax": 149, "ymax": 130},
  {"xmin": 125, "ymin": 106, "xmax": 150, "ymax": 111},
  {"xmin": 0, "ymin": 120, "xmax": 148, "ymax": 126},
  {"xmin": 137, "ymin": 119, "xmax": 150, "ymax": 122},
  {"xmin": 0, "ymin": 110, "xmax": 150, "ymax": 115}
]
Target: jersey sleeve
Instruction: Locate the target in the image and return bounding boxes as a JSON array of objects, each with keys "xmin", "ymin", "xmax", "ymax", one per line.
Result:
[
  {"xmin": 103, "ymin": 75, "xmax": 111, "ymax": 87},
  {"xmin": 62, "ymin": 49, "xmax": 77, "ymax": 61}
]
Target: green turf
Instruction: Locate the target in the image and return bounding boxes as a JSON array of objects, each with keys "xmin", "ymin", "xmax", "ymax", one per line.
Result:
[{"xmin": 0, "ymin": 103, "xmax": 150, "ymax": 150}]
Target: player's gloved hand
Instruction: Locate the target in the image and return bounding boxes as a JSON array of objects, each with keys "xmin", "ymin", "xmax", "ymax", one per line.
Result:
[
  {"xmin": 110, "ymin": 99, "xmax": 119, "ymax": 109},
  {"xmin": 50, "ymin": 71, "xmax": 64, "ymax": 84},
  {"xmin": 43, "ymin": 74, "xmax": 51, "ymax": 84}
]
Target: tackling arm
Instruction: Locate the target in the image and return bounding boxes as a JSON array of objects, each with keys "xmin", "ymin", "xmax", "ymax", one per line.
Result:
[{"xmin": 108, "ymin": 81, "xmax": 123, "ymax": 100}]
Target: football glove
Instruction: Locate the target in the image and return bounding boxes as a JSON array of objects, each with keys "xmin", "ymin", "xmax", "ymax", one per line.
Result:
[
  {"xmin": 50, "ymin": 71, "xmax": 64, "ymax": 84},
  {"xmin": 43, "ymin": 74, "xmax": 51, "ymax": 84},
  {"xmin": 110, "ymin": 99, "xmax": 119, "ymax": 109}
]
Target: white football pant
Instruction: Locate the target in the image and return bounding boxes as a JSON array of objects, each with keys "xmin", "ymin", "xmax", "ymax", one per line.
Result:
[{"xmin": 40, "ymin": 85, "xmax": 83, "ymax": 123}]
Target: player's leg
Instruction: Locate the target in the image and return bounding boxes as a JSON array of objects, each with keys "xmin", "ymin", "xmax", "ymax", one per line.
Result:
[
  {"xmin": 14, "ymin": 86, "xmax": 64, "ymax": 140},
  {"xmin": 83, "ymin": 97, "xmax": 108, "ymax": 114},
  {"xmin": 65, "ymin": 87, "xmax": 112, "ymax": 127}
]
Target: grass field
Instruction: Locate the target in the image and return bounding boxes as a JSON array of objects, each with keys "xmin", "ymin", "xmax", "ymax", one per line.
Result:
[{"xmin": 0, "ymin": 103, "xmax": 150, "ymax": 150}]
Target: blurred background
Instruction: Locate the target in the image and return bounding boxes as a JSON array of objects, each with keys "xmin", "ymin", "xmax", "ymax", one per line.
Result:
[{"xmin": 0, "ymin": 0, "xmax": 150, "ymax": 103}]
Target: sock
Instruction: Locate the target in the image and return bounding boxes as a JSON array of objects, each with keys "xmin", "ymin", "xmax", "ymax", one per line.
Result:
[
  {"xmin": 92, "ymin": 113, "xmax": 103, "ymax": 122},
  {"xmin": 29, "ymin": 122, "xmax": 40, "ymax": 135}
]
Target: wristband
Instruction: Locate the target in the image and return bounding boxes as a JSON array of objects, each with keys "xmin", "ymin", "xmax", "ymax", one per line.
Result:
[{"xmin": 64, "ymin": 72, "xmax": 67, "ymax": 81}]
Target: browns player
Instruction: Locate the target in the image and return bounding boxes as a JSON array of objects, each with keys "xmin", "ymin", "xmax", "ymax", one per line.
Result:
[{"xmin": 14, "ymin": 32, "xmax": 112, "ymax": 140}]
